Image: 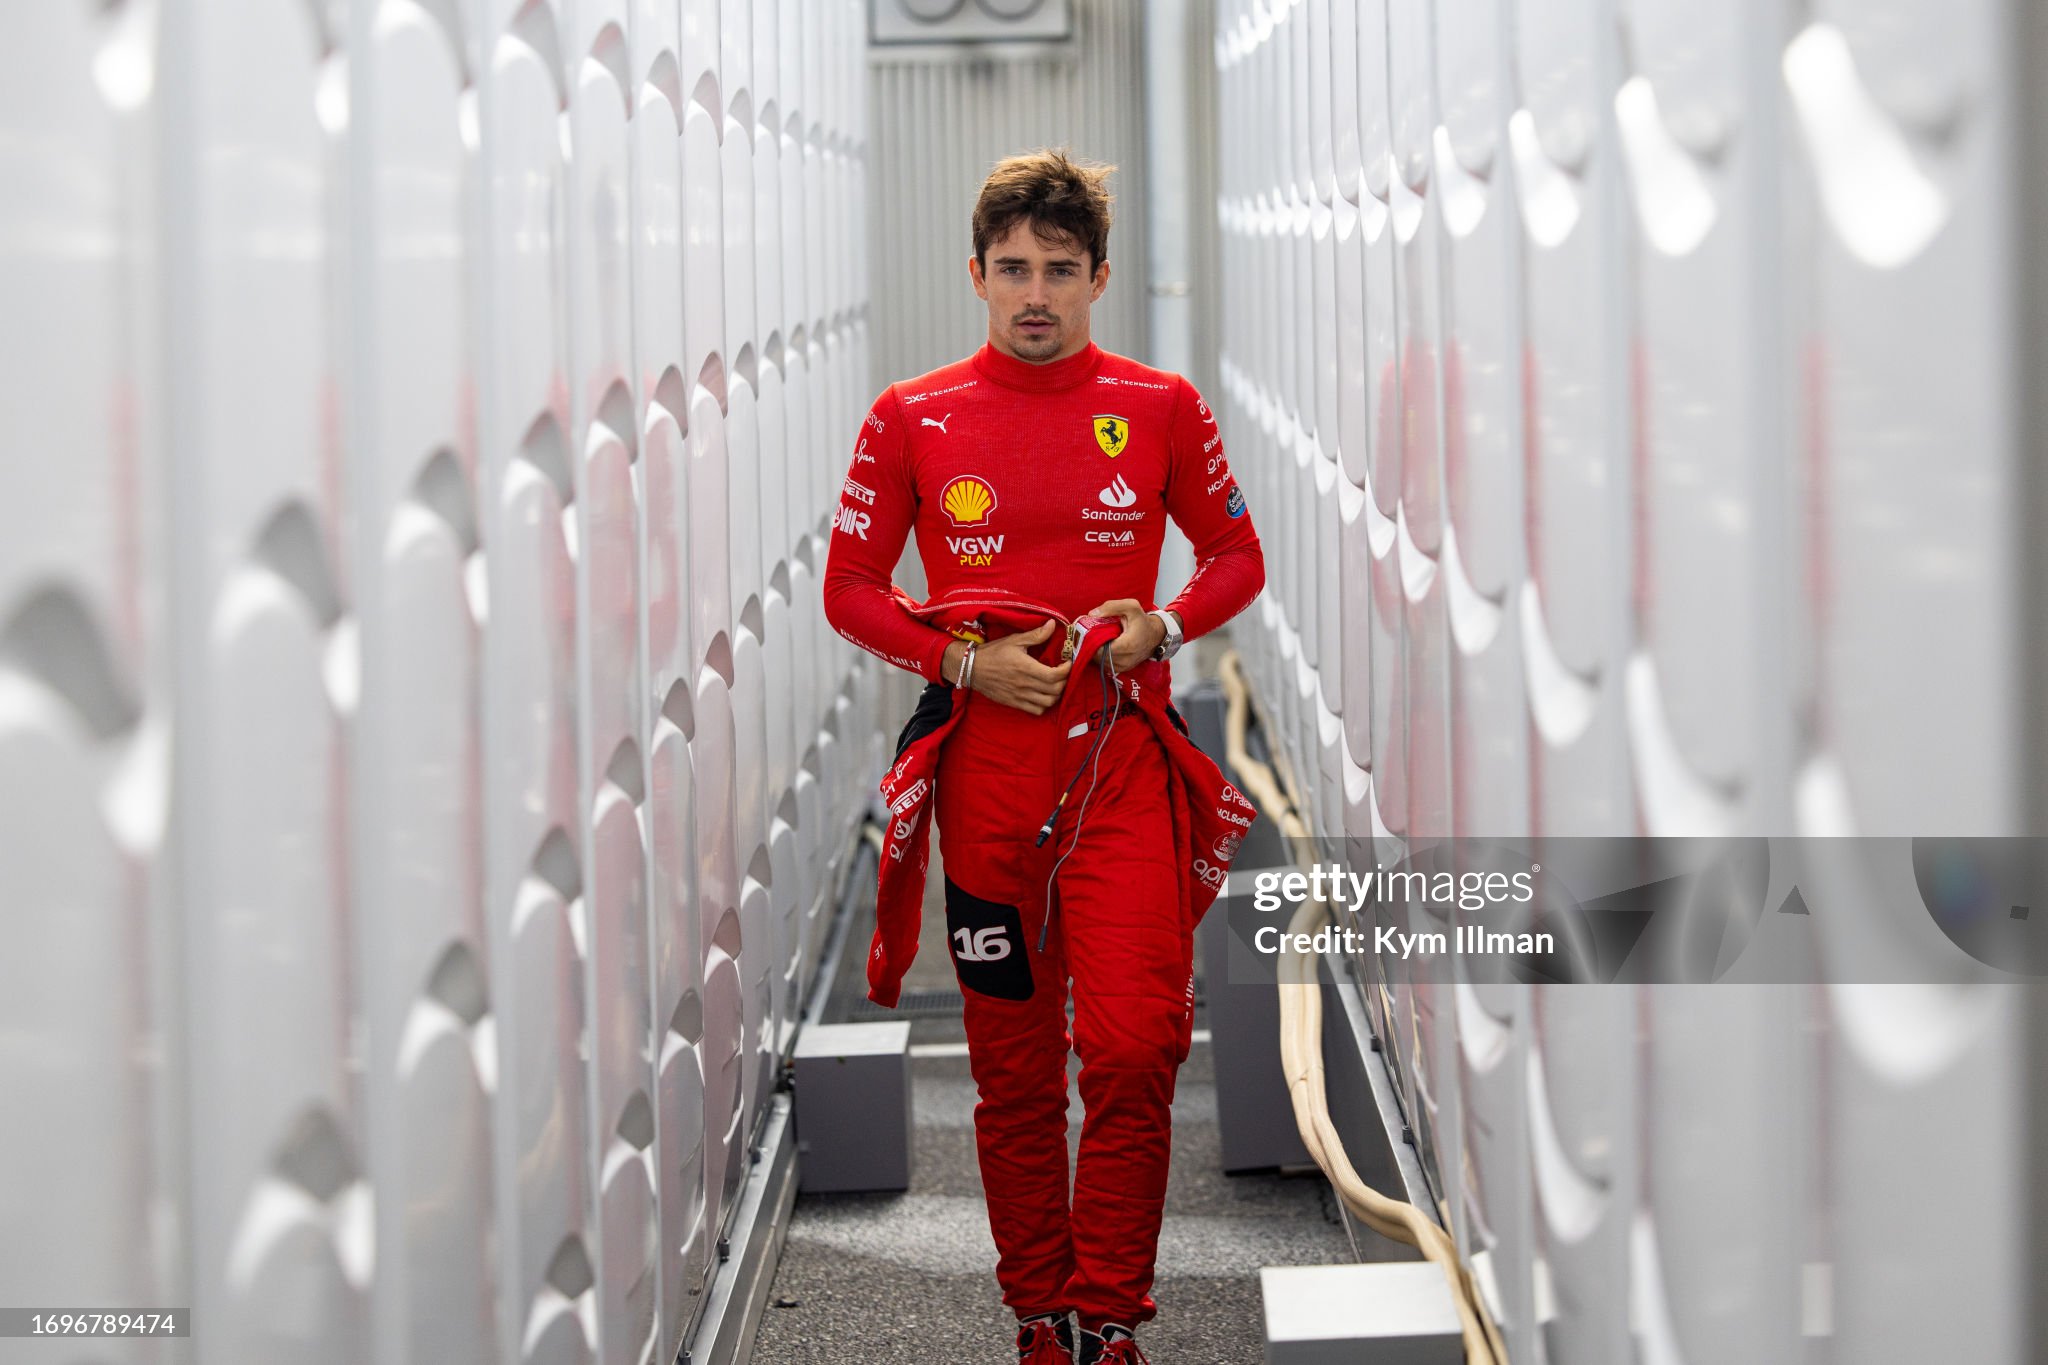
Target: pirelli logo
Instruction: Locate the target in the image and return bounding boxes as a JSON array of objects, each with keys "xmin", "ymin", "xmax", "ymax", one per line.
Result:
[
  {"xmin": 843, "ymin": 478, "xmax": 877, "ymax": 506},
  {"xmin": 888, "ymin": 778, "xmax": 929, "ymax": 815}
]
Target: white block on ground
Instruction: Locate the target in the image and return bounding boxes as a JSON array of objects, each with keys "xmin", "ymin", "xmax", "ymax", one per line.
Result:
[{"xmin": 1262, "ymin": 1262, "xmax": 1464, "ymax": 1365}]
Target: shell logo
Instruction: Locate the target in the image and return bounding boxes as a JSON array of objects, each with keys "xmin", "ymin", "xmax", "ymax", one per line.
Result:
[{"xmin": 940, "ymin": 475, "xmax": 998, "ymax": 527}]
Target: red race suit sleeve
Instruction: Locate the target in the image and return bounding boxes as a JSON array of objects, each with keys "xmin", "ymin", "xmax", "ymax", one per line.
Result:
[
  {"xmin": 823, "ymin": 389, "xmax": 955, "ymax": 682},
  {"xmin": 1160, "ymin": 377, "xmax": 1265, "ymax": 639}
]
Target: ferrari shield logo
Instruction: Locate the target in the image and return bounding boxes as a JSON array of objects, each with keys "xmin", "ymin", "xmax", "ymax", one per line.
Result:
[{"xmin": 1092, "ymin": 414, "xmax": 1131, "ymax": 458}]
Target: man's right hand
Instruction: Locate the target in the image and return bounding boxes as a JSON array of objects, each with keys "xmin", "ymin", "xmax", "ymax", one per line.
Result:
[{"xmin": 946, "ymin": 619, "xmax": 1071, "ymax": 715}]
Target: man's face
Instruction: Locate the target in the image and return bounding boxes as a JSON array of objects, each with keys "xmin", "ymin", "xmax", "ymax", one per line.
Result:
[{"xmin": 969, "ymin": 220, "xmax": 1109, "ymax": 364}]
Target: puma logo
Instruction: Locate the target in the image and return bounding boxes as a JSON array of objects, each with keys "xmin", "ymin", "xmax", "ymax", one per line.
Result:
[{"xmin": 921, "ymin": 414, "xmax": 951, "ymax": 434}]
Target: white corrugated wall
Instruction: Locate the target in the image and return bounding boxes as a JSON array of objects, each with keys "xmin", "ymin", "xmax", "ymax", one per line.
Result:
[{"xmin": 865, "ymin": 0, "xmax": 1154, "ymax": 393}]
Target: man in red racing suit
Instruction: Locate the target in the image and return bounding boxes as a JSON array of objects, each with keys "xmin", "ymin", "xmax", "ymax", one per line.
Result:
[{"xmin": 822, "ymin": 151, "xmax": 1264, "ymax": 1365}]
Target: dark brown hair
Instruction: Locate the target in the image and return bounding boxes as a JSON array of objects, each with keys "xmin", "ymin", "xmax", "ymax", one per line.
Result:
[{"xmin": 972, "ymin": 149, "xmax": 1115, "ymax": 273}]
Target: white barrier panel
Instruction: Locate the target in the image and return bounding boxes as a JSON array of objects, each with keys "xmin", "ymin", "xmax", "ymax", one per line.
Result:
[
  {"xmin": 649, "ymin": 683, "xmax": 711, "ymax": 1331},
  {"xmin": 693, "ymin": 643, "xmax": 746, "ymax": 1265},
  {"xmin": 1, "ymin": 4, "xmax": 167, "ymax": 1351},
  {"xmin": 175, "ymin": 4, "xmax": 370, "ymax": 1359},
  {"xmin": 356, "ymin": 8, "xmax": 497, "ymax": 1360},
  {"xmin": 477, "ymin": 10, "xmax": 592, "ymax": 1320},
  {"xmin": 1217, "ymin": 1, "xmax": 2034, "ymax": 1359},
  {"xmin": 723, "ymin": 121, "xmax": 758, "ymax": 377},
  {"xmin": 0, "ymin": 3, "xmax": 874, "ymax": 1361}
]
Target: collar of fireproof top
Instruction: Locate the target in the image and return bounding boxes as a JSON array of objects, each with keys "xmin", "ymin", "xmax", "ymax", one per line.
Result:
[{"xmin": 970, "ymin": 339, "xmax": 1106, "ymax": 392}]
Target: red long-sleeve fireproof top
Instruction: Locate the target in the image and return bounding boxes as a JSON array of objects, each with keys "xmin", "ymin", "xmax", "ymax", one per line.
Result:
[{"xmin": 823, "ymin": 341, "xmax": 1265, "ymax": 677}]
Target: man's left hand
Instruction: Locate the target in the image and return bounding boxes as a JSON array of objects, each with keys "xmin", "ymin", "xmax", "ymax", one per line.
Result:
[{"xmin": 1085, "ymin": 599, "xmax": 1169, "ymax": 675}]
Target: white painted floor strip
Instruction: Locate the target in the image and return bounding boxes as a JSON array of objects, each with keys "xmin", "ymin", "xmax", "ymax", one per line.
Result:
[{"xmin": 909, "ymin": 1028, "xmax": 1212, "ymax": 1060}]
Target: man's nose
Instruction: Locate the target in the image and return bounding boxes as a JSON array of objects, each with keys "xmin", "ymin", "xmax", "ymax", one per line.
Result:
[{"xmin": 1022, "ymin": 272, "xmax": 1052, "ymax": 307}]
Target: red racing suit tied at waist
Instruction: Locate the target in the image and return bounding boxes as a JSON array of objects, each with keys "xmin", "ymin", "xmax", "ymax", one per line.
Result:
[{"xmin": 865, "ymin": 593, "xmax": 1260, "ymax": 1008}]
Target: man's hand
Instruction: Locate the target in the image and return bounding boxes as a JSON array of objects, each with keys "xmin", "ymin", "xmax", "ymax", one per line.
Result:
[
  {"xmin": 948, "ymin": 619, "xmax": 1072, "ymax": 715},
  {"xmin": 1085, "ymin": 599, "xmax": 1171, "ymax": 675}
]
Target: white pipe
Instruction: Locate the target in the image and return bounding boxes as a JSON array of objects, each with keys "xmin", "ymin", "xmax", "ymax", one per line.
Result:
[{"xmin": 1219, "ymin": 650, "xmax": 1506, "ymax": 1364}]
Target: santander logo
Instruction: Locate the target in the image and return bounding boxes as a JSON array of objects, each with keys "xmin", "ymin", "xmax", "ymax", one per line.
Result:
[{"xmin": 1098, "ymin": 475, "xmax": 1137, "ymax": 509}]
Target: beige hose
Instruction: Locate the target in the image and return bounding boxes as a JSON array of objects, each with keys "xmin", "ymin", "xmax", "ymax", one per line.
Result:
[{"xmin": 1218, "ymin": 652, "xmax": 1506, "ymax": 1365}]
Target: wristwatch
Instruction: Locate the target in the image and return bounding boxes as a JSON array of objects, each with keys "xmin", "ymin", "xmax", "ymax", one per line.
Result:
[{"xmin": 1147, "ymin": 609, "xmax": 1184, "ymax": 662}]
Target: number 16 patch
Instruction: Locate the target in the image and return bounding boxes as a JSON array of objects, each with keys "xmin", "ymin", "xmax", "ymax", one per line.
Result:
[{"xmin": 942, "ymin": 876, "xmax": 1035, "ymax": 1000}]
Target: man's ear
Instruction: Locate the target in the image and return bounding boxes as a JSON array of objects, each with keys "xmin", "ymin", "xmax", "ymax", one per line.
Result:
[
  {"xmin": 1091, "ymin": 258, "xmax": 1110, "ymax": 302},
  {"xmin": 970, "ymin": 254, "xmax": 988, "ymax": 301}
]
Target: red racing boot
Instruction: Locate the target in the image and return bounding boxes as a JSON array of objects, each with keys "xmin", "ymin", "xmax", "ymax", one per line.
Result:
[
  {"xmin": 1016, "ymin": 1312, "xmax": 1077, "ymax": 1364},
  {"xmin": 1077, "ymin": 1323, "xmax": 1152, "ymax": 1365}
]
